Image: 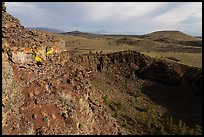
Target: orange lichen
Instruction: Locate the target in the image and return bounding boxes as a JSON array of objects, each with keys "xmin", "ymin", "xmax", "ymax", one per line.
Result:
[{"xmin": 23, "ymin": 47, "xmax": 33, "ymax": 54}]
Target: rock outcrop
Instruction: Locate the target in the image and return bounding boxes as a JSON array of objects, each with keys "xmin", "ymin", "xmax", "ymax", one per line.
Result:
[
  {"xmin": 2, "ymin": 2, "xmax": 128, "ymax": 135},
  {"xmin": 2, "ymin": 2, "xmax": 65, "ymax": 65}
]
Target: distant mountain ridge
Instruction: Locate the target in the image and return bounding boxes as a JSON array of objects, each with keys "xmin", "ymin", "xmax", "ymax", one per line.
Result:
[
  {"xmin": 26, "ymin": 27, "xmax": 66, "ymax": 33},
  {"xmin": 62, "ymin": 30, "xmax": 201, "ymax": 38},
  {"xmin": 90, "ymin": 30, "xmax": 116, "ymax": 35},
  {"xmin": 144, "ymin": 30, "xmax": 201, "ymax": 41},
  {"xmin": 61, "ymin": 30, "xmax": 92, "ymax": 35},
  {"xmin": 25, "ymin": 27, "xmax": 201, "ymax": 37}
]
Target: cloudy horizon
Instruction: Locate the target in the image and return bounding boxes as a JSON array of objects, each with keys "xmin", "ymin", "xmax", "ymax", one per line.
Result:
[{"xmin": 6, "ymin": 2, "xmax": 202, "ymax": 36}]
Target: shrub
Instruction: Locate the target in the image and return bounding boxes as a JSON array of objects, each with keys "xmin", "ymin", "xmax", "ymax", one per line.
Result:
[
  {"xmin": 114, "ymin": 111, "xmax": 119, "ymax": 120},
  {"xmin": 103, "ymin": 95, "xmax": 108, "ymax": 105},
  {"xmin": 131, "ymin": 97, "xmax": 139, "ymax": 107},
  {"xmin": 160, "ymin": 117, "xmax": 202, "ymax": 135}
]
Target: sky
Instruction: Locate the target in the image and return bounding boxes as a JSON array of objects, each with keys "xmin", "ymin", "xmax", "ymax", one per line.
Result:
[{"xmin": 5, "ymin": 2, "xmax": 202, "ymax": 36}]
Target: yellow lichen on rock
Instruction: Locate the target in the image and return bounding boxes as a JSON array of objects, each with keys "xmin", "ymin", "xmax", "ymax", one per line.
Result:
[
  {"xmin": 35, "ymin": 48, "xmax": 46, "ymax": 61},
  {"xmin": 35, "ymin": 55, "xmax": 42, "ymax": 62},
  {"xmin": 2, "ymin": 98, "xmax": 6, "ymax": 107},
  {"xmin": 76, "ymin": 121, "xmax": 80, "ymax": 128},
  {"xmin": 46, "ymin": 49, "xmax": 53, "ymax": 56}
]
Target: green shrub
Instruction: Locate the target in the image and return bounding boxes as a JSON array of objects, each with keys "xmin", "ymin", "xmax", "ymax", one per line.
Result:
[
  {"xmin": 135, "ymin": 90, "xmax": 142, "ymax": 98},
  {"xmin": 114, "ymin": 111, "xmax": 119, "ymax": 120},
  {"xmin": 160, "ymin": 117, "xmax": 202, "ymax": 135},
  {"xmin": 132, "ymin": 97, "xmax": 139, "ymax": 107},
  {"xmin": 103, "ymin": 95, "xmax": 108, "ymax": 104},
  {"xmin": 135, "ymin": 106, "xmax": 149, "ymax": 112}
]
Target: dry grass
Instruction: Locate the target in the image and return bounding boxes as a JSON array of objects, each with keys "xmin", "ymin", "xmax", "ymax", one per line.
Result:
[
  {"xmin": 52, "ymin": 33, "xmax": 202, "ymax": 68},
  {"xmin": 142, "ymin": 51, "xmax": 202, "ymax": 68}
]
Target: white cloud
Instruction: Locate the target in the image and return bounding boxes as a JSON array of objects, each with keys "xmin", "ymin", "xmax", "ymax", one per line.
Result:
[
  {"xmin": 151, "ymin": 2, "xmax": 202, "ymax": 27},
  {"xmin": 6, "ymin": 2, "xmax": 50, "ymax": 27},
  {"xmin": 6, "ymin": 2, "xmax": 44, "ymax": 17},
  {"xmin": 77, "ymin": 2, "xmax": 167, "ymax": 22},
  {"xmin": 5, "ymin": 2, "xmax": 202, "ymax": 35}
]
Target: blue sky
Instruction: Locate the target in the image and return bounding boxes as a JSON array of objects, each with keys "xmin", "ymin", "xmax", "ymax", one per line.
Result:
[{"xmin": 6, "ymin": 2, "xmax": 202, "ymax": 36}]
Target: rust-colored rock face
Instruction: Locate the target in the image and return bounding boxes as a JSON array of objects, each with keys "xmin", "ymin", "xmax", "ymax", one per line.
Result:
[
  {"xmin": 2, "ymin": 2, "xmax": 127, "ymax": 135},
  {"xmin": 2, "ymin": 2, "xmax": 65, "ymax": 65}
]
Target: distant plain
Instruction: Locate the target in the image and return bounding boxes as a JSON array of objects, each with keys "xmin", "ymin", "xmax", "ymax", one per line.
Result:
[{"xmin": 52, "ymin": 30, "xmax": 202, "ymax": 68}]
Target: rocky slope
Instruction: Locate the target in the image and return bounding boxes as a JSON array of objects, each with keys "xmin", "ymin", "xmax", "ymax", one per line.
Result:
[
  {"xmin": 2, "ymin": 2, "xmax": 127, "ymax": 135},
  {"xmin": 2, "ymin": 2, "xmax": 202, "ymax": 135}
]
